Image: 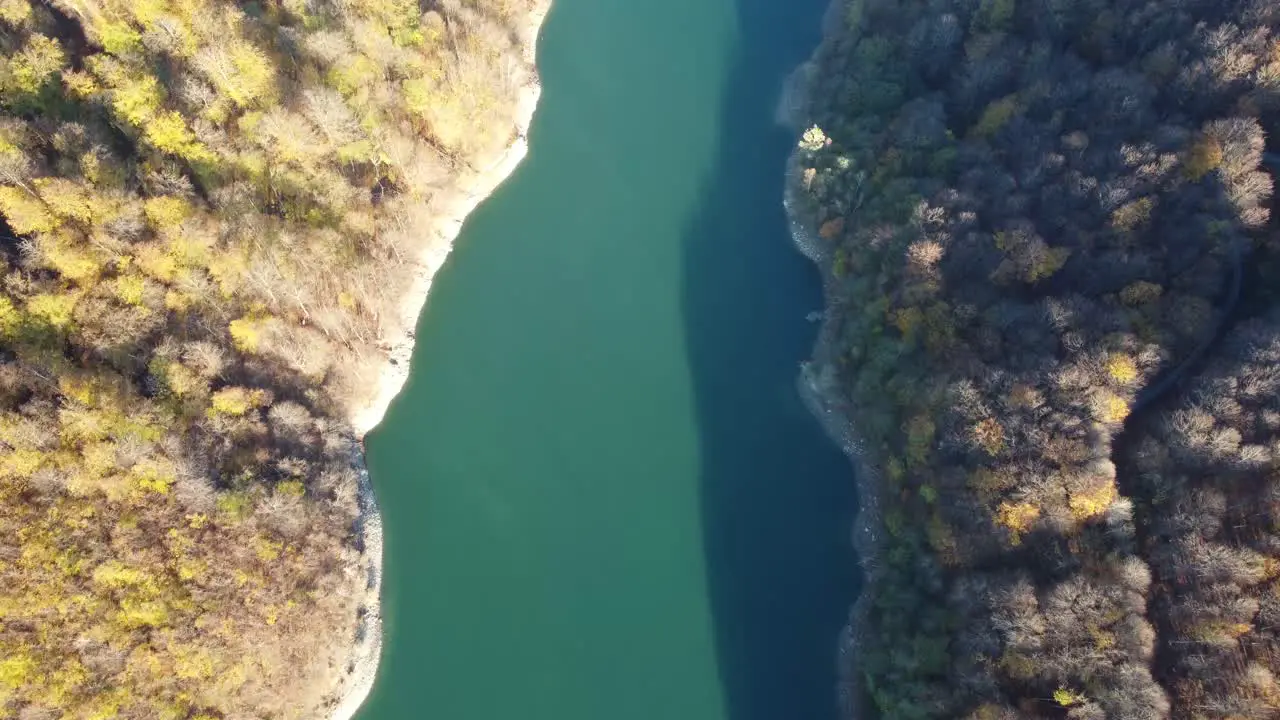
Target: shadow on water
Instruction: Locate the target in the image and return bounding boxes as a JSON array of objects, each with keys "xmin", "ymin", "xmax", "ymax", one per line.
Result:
[{"xmin": 682, "ymin": 1, "xmax": 860, "ymax": 719}]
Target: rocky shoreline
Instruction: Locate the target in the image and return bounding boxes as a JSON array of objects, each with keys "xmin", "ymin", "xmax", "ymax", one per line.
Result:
[
  {"xmin": 322, "ymin": 3, "xmax": 554, "ymax": 718},
  {"xmin": 785, "ymin": 163, "xmax": 879, "ymax": 720},
  {"xmin": 780, "ymin": 4, "xmax": 879, "ymax": 716}
]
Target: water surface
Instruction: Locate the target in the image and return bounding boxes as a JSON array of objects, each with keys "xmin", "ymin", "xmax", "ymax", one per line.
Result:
[{"xmin": 358, "ymin": 0, "xmax": 856, "ymax": 717}]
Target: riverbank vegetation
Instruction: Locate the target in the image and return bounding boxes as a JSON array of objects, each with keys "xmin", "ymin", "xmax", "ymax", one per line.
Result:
[
  {"xmin": 791, "ymin": 0, "xmax": 1280, "ymax": 715},
  {"xmin": 0, "ymin": 0, "xmax": 537, "ymax": 716}
]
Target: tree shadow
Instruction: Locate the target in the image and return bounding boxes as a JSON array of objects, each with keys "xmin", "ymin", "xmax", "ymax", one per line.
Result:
[{"xmin": 680, "ymin": 1, "xmax": 860, "ymax": 719}]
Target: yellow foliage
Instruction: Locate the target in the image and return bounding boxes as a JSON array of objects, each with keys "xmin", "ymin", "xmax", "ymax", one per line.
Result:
[
  {"xmin": 276, "ymin": 480, "xmax": 306, "ymax": 497},
  {"xmin": 969, "ymin": 704, "xmax": 1008, "ymax": 720},
  {"xmin": 9, "ymin": 33, "xmax": 66, "ymax": 94},
  {"xmin": 0, "ymin": 0, "xmax": 32, "ymax": 27},
  {"xmin": 143, "ymin": 195, "xmax": 192, "ymax": 229},
  {"xmin": 92, "ymin": 561, "xmax": 153, "ymax": 590},
  {"xmin": 0, "ymin": 448, "xmax": 44, "ymax": 479},
  {"xmin": 124, "ymin": 0, "xmax": 170, "ymax": 27},
  {"xmin": 998, "ymin": 649, "xmax": 1035, "ymax": 680},
  {"xmin": 26, "ymin": 292, "xmax": 78, "ymax": 329},
  {"xmin": 98, "ymin": 21, "xmax": 142, "ymax": 55},
  {"xmin": 798, "ymin": 125, "xmax": 829, "ymax": 151},
  {"xmin": 1120, "ymin": 280, "xmax": 1162, "ymax": 306},
  {"xmin": 0, "ymin": 1, "xmax": 534, "ymax": 714},
  {"xmin": 144, "ymin": 111, "xmax": 215, "ymax": 163},
  {"xmin": 0, "ymin": 653, "xmax": 35, "ymax": 690},
  {"xmin": 43, "ymin": 237, "xmax": 102, "ymax": 284},
  {"xmin": 61, "ymin": 69, "xmax": 100, "ymax": 99},
  {"xmin": 115, "ymin": 274, "xmax": 146, "ymax": 305},
  {"xmin": 209, "ymin": 386, "xmax": 262, "ymax": 416},
  {"xmin": 206, "ymin": 248, "xmax": 250, "ymax": 296},
  {"xmin": 0, "ymin": 296, "xmax": 20, "ymax": 338},
  {"xmin": 106, "ymin": 73, "xmax": 164, "ymax": 127},
  {"xmin": 1096, "ymin": 390, "xmax": 1130, "ymax": 423},
  {"xmin": 969, "ymin": 467, "xmax": 1015, "ymax": 496},
  {"xmin": 118, "ymin": 597, "xmax": 168, "ymax": 628},
  {"xmin": 176, "ymin": 557, "xmax": 207, "ymax": 581},
  {"xmin": 216, "ymin": 491, "xmax": 253, "ymax": 520},
  {"xmin": 58, "ymin": 375, "xmax": 103, "ymax": 407},
  {"xmin": 327, "ymin": 55, "xmax": 376, "ymax": 99},
  {"xmin": 83, "ymin": 690, "xmax": 126, "ymax": 720},
  {"xmin": 131, "ymin": 458, "xmax": 175, "ymax": 494},
  {"xmin": 1111, "ymin": 197, "xmax": 1154, "ymax": 233},
  {"xmin": 905, "ymin": 414, "xmax": 935, "ymax": 467},
  {"xmin": 0, "ymin": 185, "xmax": 58, "ymax": 235},
  {"xmin": 1106, "ymin": 353, "xmax": 1139, "ymax": 384},
  {"xmin": 229, "ymin": 316, "xmax": 269, "ymax": 352},
  {"xmin": 34, "ymin": 178, "xmax": 98, "ymax": 223},
  {"xmin": 1188, "ymin": 620, "xmax": 1253, "ymax": 644},
  {"xmin": 134, "ymin": 243, "xmax": 178, "ymax": 281},
  {"xmin": 892, "ymin": 306, "xmax": 924, "ymax": 341},
  {"xmin": 971, "ymin": 95, "xmax": 1020, "ymax": 138},
  {"xmin": 1007, "ymin": 383, "xmax": 1042, "ymax": 409},
  {"xmin": 253, "ymin": 535, "xmax": 282, "ymax": 562},
  {"xmin": 1054, "ymin": 688, "xmax": 1086, "ymax": 707},
  {"xmin": 164, "ymin": 288, "xmax": 192, "ymax": 312},
  {"xmin": 1184, "ymin": 135, "xmax": 1223, "ymax": 180},
  {"xmin": 81, "ymin": 442, "xmax": 117, "ymax": 478},
  {"xmin": 1026, "ymin": 245, "xmax": 1071, "ymax": 282},
  {"xmin": 927, "ymin": 514, "xmax": 961, "ymax": 567},
  {"xmin": 35, "ymin": 658, "xmax": 88, "ymax": 708},
  {"xmin": 173, "ymin": 646, "xmax": 215, "ymax": 680},
  {"xmin": 1068, "ymin": 479, "xmax": 1117, "ymax": 520},
  {"xmin": 229, "ymin": 43, "xmax": 278, "ymax": 107},
  {"xmin": 156, "ymin": 360, "xmax": 204, "ymax": 397},
  {"xmin": 359, "ymin": 0, "xmax": 428, "ymax": 45},
  {"xmin": 972, "ymin": 418, "xmax": 1006, "ymax": 455},
  {"xmin": 995, "ymin": 501, "xmax": 1040, "ymax": 543}
]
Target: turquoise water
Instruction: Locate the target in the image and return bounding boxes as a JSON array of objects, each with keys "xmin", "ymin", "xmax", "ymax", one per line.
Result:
[{"xmin": 357, "ymin": 0, "xmax": 857, "ymax": 718}]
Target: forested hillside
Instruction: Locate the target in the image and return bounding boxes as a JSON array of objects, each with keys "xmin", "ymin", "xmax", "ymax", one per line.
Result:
[
  {"xmin": 790, "ymin": 0, "xmax": 1280, "ymax": 715},
  {"xmin": 1131, "ymin": 313, "xmax": 1280, "ymax": 718},
  {"xmin": 0, "ymin": 0, "xmax": 537, "ymax": 716}
]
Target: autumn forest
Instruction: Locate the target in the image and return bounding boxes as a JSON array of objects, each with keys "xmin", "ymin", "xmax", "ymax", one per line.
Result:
[
  {"xmin": 0, "ymin": 0, "xmax": 535, "ymax": 717},
  {"xmin": 791, "ymin": 0, "xmax": 1280, "ymax": 716}
]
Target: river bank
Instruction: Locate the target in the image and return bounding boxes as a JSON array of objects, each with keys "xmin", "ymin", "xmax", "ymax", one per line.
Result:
[
  {"xmin": 321, "ymin": 3, "xmax": 552, "ymax": 718},
  {"xmin": 350, "ymin": 0, "xmax": 856, "ymax": 714},
  {"xmin": 781, "ymin": 2, "xmax": 877, "ymax": 716},
  {"xmin": 786, "ymin": 167, "xmax": 878, "ymax": 720},
  {"xmin": 347, "ymin": 0, "xmax": 553, "ymax": 439}
]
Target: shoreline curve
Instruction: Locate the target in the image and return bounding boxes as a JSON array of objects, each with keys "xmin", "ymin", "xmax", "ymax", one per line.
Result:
[
  {"xmin": 322, "ymin": 3, "xmax": 554, "ymax": 719},
  {"xmin": 778, "ymin": 2, "xmax": 876, "ymax": 715}
]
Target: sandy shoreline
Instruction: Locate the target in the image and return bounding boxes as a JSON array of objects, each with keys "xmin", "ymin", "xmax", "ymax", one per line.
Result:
[{"xmin": 323, "ymin": 3, "xmax": 553, "ymax": 719}]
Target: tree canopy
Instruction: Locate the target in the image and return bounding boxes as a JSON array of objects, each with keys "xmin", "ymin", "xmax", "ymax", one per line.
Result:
[
  {"xmin": 0, "ymin": 0, "xmax": 539, "ymax": 716},
  {"xmin": 792, "ymin": 0, "xmax": 1280, "ymax": 715}
]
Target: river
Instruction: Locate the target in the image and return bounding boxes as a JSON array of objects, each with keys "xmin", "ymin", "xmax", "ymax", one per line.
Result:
[{"xmin": 355, "ymin": 0, "xmax": 857, "ymax": 718}]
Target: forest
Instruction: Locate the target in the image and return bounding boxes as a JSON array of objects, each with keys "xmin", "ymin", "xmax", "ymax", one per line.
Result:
[
  {"xmin": 0, "ymin": 0, "xmax": 536, "ymax": 717},
  {"xmin": 791, "ymin": 0, "xmax": 1280, "ymax": 716}
]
